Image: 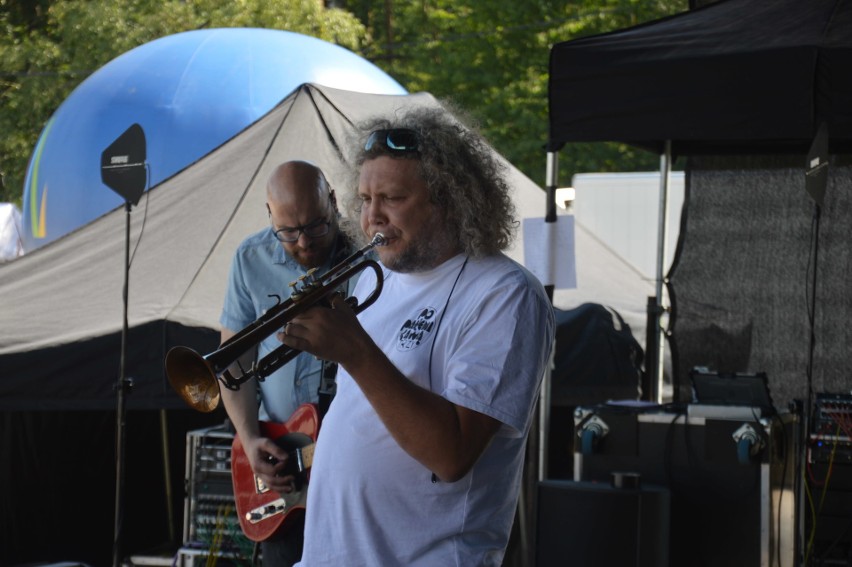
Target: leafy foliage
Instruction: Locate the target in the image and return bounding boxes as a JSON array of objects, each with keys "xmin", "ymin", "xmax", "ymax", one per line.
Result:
[
  {"xmin": 0, "ymin": 0, "xmax": 687, "ymax": 205},
  {"xmin": 0, "ymin": 0, "xmax": 365, "ymax": 204},
  {"xmin": 344, "ymin": 0, "xmax": 687, "ymax": 186}
]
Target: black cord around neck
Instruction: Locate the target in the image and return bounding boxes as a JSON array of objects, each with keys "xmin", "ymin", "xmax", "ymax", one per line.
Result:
[{"xmin": 427, "ymin": 256, "xmax": 469, "ymax": 391}]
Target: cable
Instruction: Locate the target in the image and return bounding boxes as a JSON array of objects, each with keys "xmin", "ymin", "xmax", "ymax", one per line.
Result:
[
  {"xmin": 662, "ymin": 410, "xmax": 681, "ymax": 489},
  {"xmin": 127, "ymin": 165, "xmax": 152, "ymax": 268},
  {"xmin": 805, "ymin": 204, "xmax": 818, "ymax": 394},
  {"xmin": 426, "ymin": 256, "xmax": 468, "ymax": 391},
  {"xmin": 801, "ymin": 203, "xmax": 821, "ymax": 567},
  {"xmin": 804, "ymin": 423, "xmax": 841, "ymax": 565},
  {"xmin": 205, "ymin": 504, "xmax": 223, "ymax": 567},
  {"xmin": 804, "ymin": 467, "xmax": 818, "ymax": 566}
]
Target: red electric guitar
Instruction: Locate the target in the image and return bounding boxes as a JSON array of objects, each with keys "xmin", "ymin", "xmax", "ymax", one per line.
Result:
[{"xmin": 231, "ymin": 403, "xmax": 320, "ymax": 542}]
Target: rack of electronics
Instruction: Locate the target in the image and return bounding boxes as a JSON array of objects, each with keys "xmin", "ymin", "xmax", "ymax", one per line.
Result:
[
  {"xmin": 179, "ymin": 422, "xmax": 256, "ymax": 567},
  {"xmin": 804, "ymin": 392, "xmax": 852, "ymax": 566}
]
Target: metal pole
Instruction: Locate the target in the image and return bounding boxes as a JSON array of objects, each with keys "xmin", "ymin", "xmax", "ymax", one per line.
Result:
[
  {"xmin": 643, "ymin": 296, "xmax": 658, "ymax": 401},
  {"xmin": 113, "ymin": 201, "xmax": 133, "ymax": 567},
  {"xmin": 540, "ymin": 150, "xmax": 559, "ymax": 479},
  {"xmin": 160, "ymin": 409, "xmax": 175, "ymax": 542},
  {"xmin": 520, "ymin": 149, "xmax": 560, "ymax": 566},
  {"xmin": 652, "ymin": 141, "xmax": 672, "ymax": 403}
]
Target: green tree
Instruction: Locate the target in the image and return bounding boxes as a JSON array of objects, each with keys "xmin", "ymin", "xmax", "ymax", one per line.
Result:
[
  {"xmin": 344, "ymin": 0, "xmax": 687, "ymax": 185},
  {"xmin": 1, "ymin": 0, "xmax": 689, "ymax": 205},
  {"xmin": 0, "ymin": 0, "xmax": 366, "ymax": 204}
]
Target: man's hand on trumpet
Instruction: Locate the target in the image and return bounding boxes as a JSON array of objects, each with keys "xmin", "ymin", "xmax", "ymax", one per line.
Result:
[{"xmin": 276, "ymin": 293, "xmax": 369, "ymax": 369}]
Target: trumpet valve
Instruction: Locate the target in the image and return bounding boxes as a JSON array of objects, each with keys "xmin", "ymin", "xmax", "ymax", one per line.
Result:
[
  {"xmin": 304, "ymin": 268, "xmax": 320, "ymax": 288},
  {"xmin": 288, "ymin": 280, "xmax": 303, "ymax": 301},
  {"xmin": 290, "ymin": 268, "xmax": 320, "ymax": 301}
]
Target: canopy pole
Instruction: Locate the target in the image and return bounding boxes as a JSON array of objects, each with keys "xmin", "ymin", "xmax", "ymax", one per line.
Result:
[
  {"xmin": 651, "ymin": 140, "xmax": 672, "ymax": 403},
  {"xmin": 518, "ymin": 149, "xmax": 560, "ymax": 566},
  {"xmin": 540, "ymin": 150, "xmax": 559, "ymax": 479}
]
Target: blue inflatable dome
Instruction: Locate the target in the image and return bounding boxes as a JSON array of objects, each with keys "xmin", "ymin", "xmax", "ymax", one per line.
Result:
[{"xmin": 22, "ymin": 28, "xmax": 406, "ymax": 251}]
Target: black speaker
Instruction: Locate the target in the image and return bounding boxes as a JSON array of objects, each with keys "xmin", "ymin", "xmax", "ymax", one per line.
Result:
[
  {"xmin": 536, "ymin": 479, "xmax": 670, "ymax": 567},
  {"xmin": 101, "ymin": 123, "xmax": 147, "ymax": 205}
]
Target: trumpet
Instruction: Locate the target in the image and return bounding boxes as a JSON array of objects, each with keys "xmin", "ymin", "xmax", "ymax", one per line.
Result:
[{"xmin": 166, "ymin": 233, "xmax": 387, "ymax": 412}]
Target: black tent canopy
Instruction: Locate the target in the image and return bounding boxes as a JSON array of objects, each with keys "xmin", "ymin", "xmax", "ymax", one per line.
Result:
[{"xmin": 549, "ymin": 0, "xmax": 852, "ymax": 156}]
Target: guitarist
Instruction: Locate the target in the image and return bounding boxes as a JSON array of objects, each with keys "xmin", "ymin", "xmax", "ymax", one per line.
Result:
[{"xmin": 219, "ymin": 160, "xmax": 358, "ymax": 566}]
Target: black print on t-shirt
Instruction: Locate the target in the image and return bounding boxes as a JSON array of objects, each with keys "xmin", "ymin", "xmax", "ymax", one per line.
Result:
[{"xmin": 397, "ymin": 307, "xmax": 437, "ymax": 351}]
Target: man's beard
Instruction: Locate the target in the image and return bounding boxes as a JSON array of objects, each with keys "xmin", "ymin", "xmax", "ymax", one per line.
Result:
[
  {"xmin": 384, "ymin": 221, "xmax": 458, "ymax": 274},
  {"xmin": 291, "ymin": 233, "xmax": 335, "ymax": 270}
]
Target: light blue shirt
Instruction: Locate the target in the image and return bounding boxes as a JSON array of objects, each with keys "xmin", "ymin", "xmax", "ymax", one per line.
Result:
[{"xmin": 220, "ymin": 227, "xmax": 353, "ymax": 422}]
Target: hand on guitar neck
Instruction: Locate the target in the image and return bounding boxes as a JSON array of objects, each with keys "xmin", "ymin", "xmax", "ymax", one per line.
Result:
[{"xmin": 231, "ymin": 403, "xmax": 320, "ymax": 542}]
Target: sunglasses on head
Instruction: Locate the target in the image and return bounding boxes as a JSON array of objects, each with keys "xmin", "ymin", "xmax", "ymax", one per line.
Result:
[{"xmin": 364, "ymin": 128, "xmax": 420, "ymax": 154}]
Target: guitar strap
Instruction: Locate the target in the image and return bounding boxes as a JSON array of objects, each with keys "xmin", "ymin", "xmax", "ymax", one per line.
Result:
[
  {"xmin": 317, "ymin": 233, "xmax": 355, "ymax": 420},
  {"xmin": 317, "ymin": 359, "xmax": 338, "ymax": 418},
  {"xmin": 315, "ymin": 234, "xmax": 357, "ymax": 419}
]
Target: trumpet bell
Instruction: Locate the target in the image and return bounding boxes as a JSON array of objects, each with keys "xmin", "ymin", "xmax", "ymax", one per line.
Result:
[
  {"xmin": 165, "ymin": 233, "xmax": 386, "ymax": 412},
  {"xmin": 165, "ymin": 346, "xmax": 221, "ymax": 412}
]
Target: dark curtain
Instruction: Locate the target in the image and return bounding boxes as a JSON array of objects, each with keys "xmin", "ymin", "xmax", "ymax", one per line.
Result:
[
  {"xmin": 670, "ymin": 155, "xmax": 852, "ymax": 407},
  {"xmin": 0, "ymin": 323, "xmax": 219, "ymax": 411},
  {"xmin": 0, "ymin": 408, "xmax": 224, "ymax": 566}
]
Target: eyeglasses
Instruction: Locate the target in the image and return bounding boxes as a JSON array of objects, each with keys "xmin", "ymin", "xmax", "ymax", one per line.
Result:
[
  {"xmin": 364, "ymin": 128, "xmax": 420, "ymax": 154},
  {"xmin": 271, "ymin": 216, "xmax": 331, "ymax": 243}
]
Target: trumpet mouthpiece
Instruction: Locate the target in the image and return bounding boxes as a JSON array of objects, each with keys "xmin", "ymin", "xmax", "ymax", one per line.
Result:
[{"xmin": 371, "ymin": 233, "xmax": 387, "ymax": 247}]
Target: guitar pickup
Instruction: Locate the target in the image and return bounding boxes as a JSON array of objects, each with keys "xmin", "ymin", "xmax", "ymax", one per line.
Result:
[{"xmin": 246, "ymin": 498, "xmax": 289, "ymax": 523}]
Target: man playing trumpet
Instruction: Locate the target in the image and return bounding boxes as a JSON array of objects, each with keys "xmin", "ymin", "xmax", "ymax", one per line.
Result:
[{"xmin": 281, "ymin": 107, "xmax": 555, "ymax": 566}]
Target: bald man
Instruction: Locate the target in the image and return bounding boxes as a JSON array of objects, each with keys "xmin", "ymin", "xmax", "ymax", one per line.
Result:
[{"xmin": 219, "ymin": 160, "xmax": 354, "ymax": 565}]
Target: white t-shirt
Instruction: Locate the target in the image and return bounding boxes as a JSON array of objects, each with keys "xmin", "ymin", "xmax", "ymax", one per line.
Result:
[{"xmin": 298, "ymin": 253, "xmax": 554, "ymax": 566}]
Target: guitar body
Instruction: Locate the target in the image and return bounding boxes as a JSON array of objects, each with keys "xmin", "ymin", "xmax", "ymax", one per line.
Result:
[{"xmin": 231, "ymin": 403, "xmax": 320, "ymax": 542}]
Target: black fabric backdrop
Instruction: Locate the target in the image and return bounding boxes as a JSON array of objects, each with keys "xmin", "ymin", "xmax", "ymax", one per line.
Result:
[
  {"xmin": 0, "ymin": 322, "xmax": 219, "ymax": 411},
  {"xmin": 671, "ymin": 156, "xmax": 852, "ymax": 408},
  {"xmin": 0, "ymin": 408, "xmax": 224, "ymax": 566},
  {"xmin": 671, "ymin": 156, "xmax": 852, "ymax": 406}
]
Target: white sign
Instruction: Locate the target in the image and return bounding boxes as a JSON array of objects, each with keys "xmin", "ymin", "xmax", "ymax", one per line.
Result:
[{"xmin": 522, "ymin": 216, "xmax": 576, "ymax": 289}]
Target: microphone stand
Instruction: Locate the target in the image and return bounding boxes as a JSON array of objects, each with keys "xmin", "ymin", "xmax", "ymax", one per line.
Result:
[
  {"xmin": 101, "ymin": 123, "xmax": 146, "ymax": 567},
  {"xmin": 113, "ymin": 200, "xmax": 134, "ymax": 567}
]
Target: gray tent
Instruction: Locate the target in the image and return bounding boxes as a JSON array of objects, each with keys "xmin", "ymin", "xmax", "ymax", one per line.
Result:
[{"xmin": 0, "ymin": 83, "xmax": 650, "ymax": 412}]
